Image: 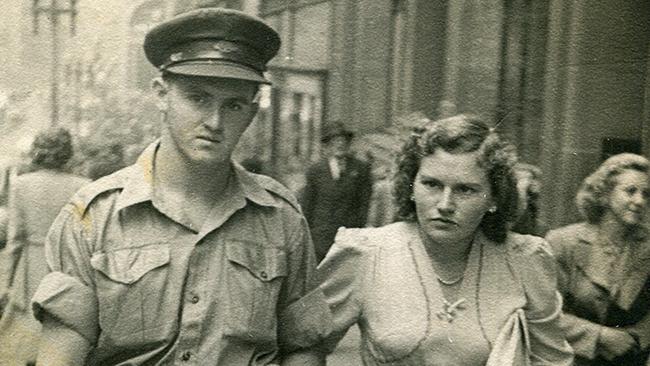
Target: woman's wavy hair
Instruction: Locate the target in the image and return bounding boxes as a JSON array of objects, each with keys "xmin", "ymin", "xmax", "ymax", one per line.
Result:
[
  {"xmin": 30, "ymin": 128, "xmax": 74, "ymax": 170},
  {"xmin": 576, "ymin": 153, "xmax": 649, "ymax": 224},
  {"xmin": 393, "ymin": 114, "xmax": 519, "ymax": 243}
]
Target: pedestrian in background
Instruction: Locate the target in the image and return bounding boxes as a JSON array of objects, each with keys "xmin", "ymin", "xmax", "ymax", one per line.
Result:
[
  {"xmin": 546, "ymin": 153, "xmax": 650, "ymax": 365},
  {"xmin": 31, "ymin": 8, "xmax": 327, "ymax": 365},
  {"xmin": 301, "ymin": 120, "xmax": 372, "ymax": 262},
  {"xmin": 0, "ymin": 128, "xmax": 89, "ymax": 366}
]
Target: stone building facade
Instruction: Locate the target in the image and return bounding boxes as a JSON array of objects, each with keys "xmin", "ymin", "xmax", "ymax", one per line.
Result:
[{"xmin": 1, "ymin": 0, "xmax": 648, "ymax": 227}]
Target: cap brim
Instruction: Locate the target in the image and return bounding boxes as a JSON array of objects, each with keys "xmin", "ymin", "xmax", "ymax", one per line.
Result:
[{"xmin": 164, "ymin": 60, "xmax": 271, "ymax": 84}]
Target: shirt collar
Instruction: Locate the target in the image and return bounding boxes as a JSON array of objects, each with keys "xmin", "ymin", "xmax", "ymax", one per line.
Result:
[
  {"xmin": 115, "ymin": 140, "xmax": 280, "ymax": 212},
  {"xmin": 114, "ymin": 142, "xmax": 157, "ymax": 212},
  {"xmin": 232, "ymin": 161, "xmax": 280, "ymax": 208}
]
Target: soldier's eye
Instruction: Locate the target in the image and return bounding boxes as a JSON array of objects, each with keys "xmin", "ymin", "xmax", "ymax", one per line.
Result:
[
  {"xmin": 187, "ymin": 93, "xmax": 208, "ymax": 104},
  {"xmin": 225, "ymin": 101, "xmax": 244, "ymax": 111}
]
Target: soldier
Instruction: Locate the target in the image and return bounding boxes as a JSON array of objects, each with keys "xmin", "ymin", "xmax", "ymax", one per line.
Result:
[{"xmin": 32, "ymin": 8, "xmax": 329, "ymax": 365}]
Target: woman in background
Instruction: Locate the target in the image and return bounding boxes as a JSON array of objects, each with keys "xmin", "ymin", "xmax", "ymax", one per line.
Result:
[
  {"xmin": 0, "ymin": 128, "xmax": 89, "ymax": 366},
  {"xmin": 546, "ymin": 153, "xmax": 650, "ymax": 365},
  {"xmin": 315, "ymin": 115, "xmax": 573, "ymax": 365}
]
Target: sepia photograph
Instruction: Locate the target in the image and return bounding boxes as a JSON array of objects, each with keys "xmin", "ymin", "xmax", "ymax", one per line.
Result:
[{"xmin": 0, "ymin": 0, "xmax": 648, "ymax": 365}]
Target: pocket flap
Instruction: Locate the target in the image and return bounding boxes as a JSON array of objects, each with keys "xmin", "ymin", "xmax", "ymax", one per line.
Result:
[
  {"xmin": 90, "ymin": 245, "xmax": 170, "ymax": 285},
  {"xmin": 225, "ymin": 241, "xmax": 287, "ymax": 281}
]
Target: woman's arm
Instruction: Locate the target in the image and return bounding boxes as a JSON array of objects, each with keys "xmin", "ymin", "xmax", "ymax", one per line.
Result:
[{"xmin": 512, "ymin": 236, "xmax": 574, "ymax": 365}]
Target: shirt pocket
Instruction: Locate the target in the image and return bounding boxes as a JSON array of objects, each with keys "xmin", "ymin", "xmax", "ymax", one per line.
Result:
[
  {"xmin": 90, "ymin": 244, "xmax": 173, "ymax": 347},
  {"xmin": 223, "ymin": 240, "xmax": 288, "ymax": 343}
]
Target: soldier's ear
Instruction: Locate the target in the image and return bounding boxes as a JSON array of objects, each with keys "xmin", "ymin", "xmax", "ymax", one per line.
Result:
[
  {"xmin": 152, "ymin": 77, "xmax": 168, "ymax": 97},
  {"xmin": 152, "ymin": 77, "xmax": 169, "ymax": 112}
]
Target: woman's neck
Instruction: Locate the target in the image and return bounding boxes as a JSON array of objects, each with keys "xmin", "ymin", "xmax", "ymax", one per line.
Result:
[
  {"xmin": 418, "ymin": 226, "xmax": 473, "ymax": 265},
  {"xmin": 599, "ymin": 213, "xmax": 639, "ymax": 244}
]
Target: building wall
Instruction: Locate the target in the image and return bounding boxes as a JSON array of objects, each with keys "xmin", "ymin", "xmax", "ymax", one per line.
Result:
[{"xmin": 540, "ymin": 0, "xmax": 650, "ymax": 228}]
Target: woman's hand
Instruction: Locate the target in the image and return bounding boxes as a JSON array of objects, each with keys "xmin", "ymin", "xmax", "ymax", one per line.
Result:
[{"xmin": 597, "ymin": 327, "xmax": 638, "ymax": 360}]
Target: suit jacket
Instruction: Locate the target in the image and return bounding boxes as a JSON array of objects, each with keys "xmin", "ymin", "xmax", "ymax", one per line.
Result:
[
  {"xmin": 546, "ymin": 222, "xmax": 650, "ymax": 365},
  {"xmin": 301, "ymin": 155, "xmax": 372, "ymax": 262}
]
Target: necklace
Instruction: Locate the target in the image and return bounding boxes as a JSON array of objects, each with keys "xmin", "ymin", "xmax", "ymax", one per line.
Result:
[{"xmin": 436, "ymin": 274, "xmax": 464, "ymax": 286}]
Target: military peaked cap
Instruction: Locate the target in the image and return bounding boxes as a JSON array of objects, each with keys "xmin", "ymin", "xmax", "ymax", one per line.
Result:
[{"xmin": 144, "ymin": 8, "xmax": 281, "ymax": 84}]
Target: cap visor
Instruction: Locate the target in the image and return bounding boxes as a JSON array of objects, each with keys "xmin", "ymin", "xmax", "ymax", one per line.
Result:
[{"xmin": 165, "ymin": 61, "xmax": 271, "ymax": 84}]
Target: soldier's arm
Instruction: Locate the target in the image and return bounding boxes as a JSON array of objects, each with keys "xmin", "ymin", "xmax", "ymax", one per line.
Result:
[
  {"xmin": 277, "ymin": 216, "xmax": 332, "ymax": 360},
  {"xmin": 280, "ymin": 348, "xmax": 326, "ymax": 366},
  {"xmin": 32, "ymin": 203, "xmax": 99, "ymax": 364},
  {"xmin": 36, "ymin": 313, "xmax": 91, "ymax": 366}
]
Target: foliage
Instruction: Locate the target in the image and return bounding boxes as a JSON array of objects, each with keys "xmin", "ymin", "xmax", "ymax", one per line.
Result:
[{"xmin": 61, "ymin": 84, "xmax": 160, "ymax": 179}]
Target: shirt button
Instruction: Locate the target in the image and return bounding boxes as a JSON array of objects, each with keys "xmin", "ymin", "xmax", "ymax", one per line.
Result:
[
  {"xmin": 189, "ymin": 294, "xmax": 200, "ymax": 304},
  {"xmin": 181, "ymin": 351, "xmax": 192, "ymax": 361},
  {"xmin": 260, "ymin": 271, "xmax": 268, "ymax": 280}
]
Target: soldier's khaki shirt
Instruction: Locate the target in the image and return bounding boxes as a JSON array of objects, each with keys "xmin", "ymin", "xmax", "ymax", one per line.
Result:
[{"xmin": 32, "ymin": 142, "xmax": 330, "ymax": 365}]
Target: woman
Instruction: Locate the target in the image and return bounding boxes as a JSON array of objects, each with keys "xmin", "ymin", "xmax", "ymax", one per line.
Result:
[
  {"xmin": 545, "ymin": 153, "xmax": 650, "ymax": 366},
  {"xmin": 316, "ymin": 115, "xmax": 573, "ymax": 365},
  {"xmin": 0, "ymin": 128, "xmax": 90, "ymax": 366}
]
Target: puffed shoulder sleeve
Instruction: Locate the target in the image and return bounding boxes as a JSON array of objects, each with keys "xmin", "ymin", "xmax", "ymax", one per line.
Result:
[
  {"xmin": 315, "ymin": 227, "xmax": 372, "ymax": 354},
  {"xmin": 509, "ymin": 235, "xmax": 574, "ymax": 365},
  {"xmin": 31, "ymin": 204, "xmax": 99, "ymax": 344}
]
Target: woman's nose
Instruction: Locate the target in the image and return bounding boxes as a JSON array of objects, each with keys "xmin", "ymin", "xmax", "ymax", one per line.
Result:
[
  {"xmin": 437, "ymin": 187, "xmax": 455, "ymax": 213},
  {"xmin": 632, "ymin": 191, "xmax": 647, "ymax": 206}
]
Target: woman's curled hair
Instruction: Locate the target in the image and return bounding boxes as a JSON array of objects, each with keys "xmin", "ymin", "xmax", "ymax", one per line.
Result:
[
  {"xmin": 576, "ymin": 153, "xmax": 649, "ymax": 224},
  {"xmin": 30, "ymin": 128, "xmax": 74, "ymax": 170},
  {"xmin": 393, "ymin": 114, "xmax": 519, "ymax": 243}
]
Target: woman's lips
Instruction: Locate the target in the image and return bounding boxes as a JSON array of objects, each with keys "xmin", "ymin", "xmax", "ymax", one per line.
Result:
[{"xmin": 430, "ymin": 217, "xmax": 457, "ymax": 225}]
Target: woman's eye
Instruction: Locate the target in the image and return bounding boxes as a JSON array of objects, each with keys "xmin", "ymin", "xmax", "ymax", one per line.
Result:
[
  {"xmin": 423, "ymin": 180, "xmax": 442, "ymax": 189},
  {"xmin": 625, "ymin": 187, "xmax": 637, "ymax": 195},
  {"xmin": 457, "ymin": 185, "xmax": 477, "ymax": 195}
]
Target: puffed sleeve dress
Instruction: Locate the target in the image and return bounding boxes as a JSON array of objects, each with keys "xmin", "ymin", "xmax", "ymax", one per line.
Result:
[{"xmin": 317, "ymin": 221, "xmax": 574, "ymax": 365}]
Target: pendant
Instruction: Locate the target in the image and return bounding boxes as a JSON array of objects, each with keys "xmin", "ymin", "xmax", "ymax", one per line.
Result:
[{"xmin": 436, "ymin": 298, "xmax": 466, "ymax": 324}]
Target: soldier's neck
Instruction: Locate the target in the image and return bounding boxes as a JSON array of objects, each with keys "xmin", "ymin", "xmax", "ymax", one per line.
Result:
[{"xmin": 154, "ymin": 140, "xmax": 231, "ymax": 202}]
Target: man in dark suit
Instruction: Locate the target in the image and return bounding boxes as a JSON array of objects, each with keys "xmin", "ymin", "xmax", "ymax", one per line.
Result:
[{"xmin": 302, "ymin": 120, "xmax": 373, "ymax": 262}]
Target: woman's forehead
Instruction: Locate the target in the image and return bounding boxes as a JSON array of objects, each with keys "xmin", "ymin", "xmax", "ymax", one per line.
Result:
[{"xmin": 417, "ymin": 150, "xmax": 487, "ymax": 182}]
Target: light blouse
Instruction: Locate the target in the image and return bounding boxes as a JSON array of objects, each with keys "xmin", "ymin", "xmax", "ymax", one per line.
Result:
[{"xmin": 317, "ymin": 221, "xmax": 573, "ymax": 365}]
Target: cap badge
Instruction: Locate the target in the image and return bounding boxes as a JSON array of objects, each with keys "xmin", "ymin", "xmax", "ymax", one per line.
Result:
[
  {"xmin": 213, "ymin": 41, "xmax": 240, "ymax": 55},
  {"xmin": 170, "ymin": 52, "xmax": 183, "ymax": 62}
]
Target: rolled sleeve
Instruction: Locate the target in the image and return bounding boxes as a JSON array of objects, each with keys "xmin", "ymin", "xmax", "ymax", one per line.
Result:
[
  {"xmin": 32, "ymin": 271, "xmax": 99, "ymax": 343},
  {"xmin": 31, "ymin": 203, "xmax": 99, "ymax": 344}
]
